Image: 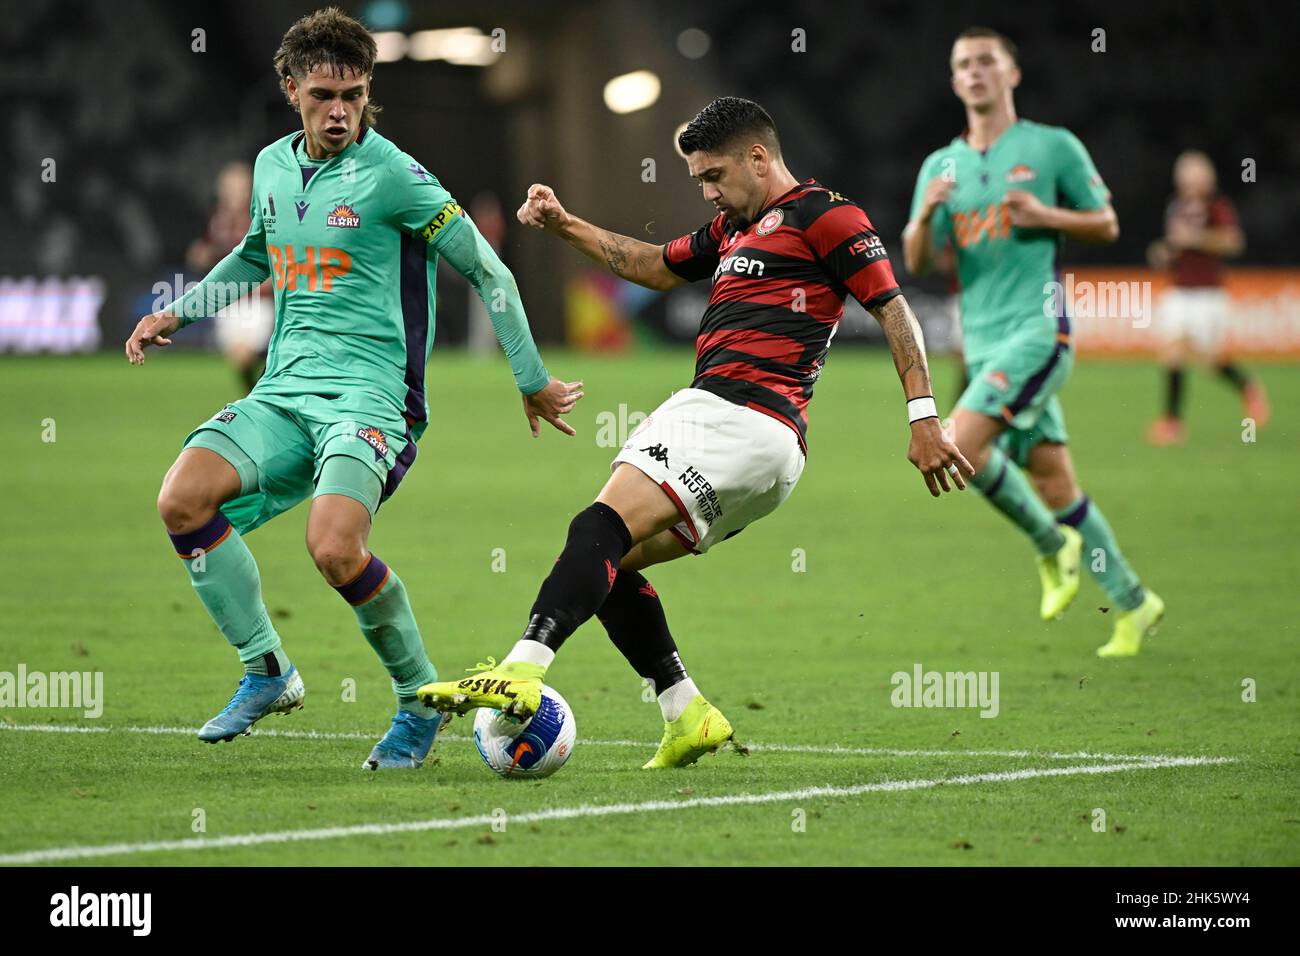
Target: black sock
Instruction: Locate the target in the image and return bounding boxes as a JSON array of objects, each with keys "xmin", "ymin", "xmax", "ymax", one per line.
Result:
[
  {"xmin": 1215, "ymin": 363, "xmax": 1249, "ymax": 391},
  {"xmin": 1165, "ymin": 367, "xmax": 1184, "ymax": 419},
  {"xmin": 524, "ymin": 502, "xmax": 632, "ymax": 652},
  {"xmin": 596, "ymin": 570, "xmax": 688, "ymax": 693}
]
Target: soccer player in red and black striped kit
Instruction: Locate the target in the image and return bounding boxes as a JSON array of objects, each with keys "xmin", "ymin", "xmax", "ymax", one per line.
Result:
[
  {"xmin": 419, "ymin": 97, "xmax": 972, "ymax": 767},
  {"xmin": 1146, "ymin": 150, "xmax": 1270, "ymax": 445}
]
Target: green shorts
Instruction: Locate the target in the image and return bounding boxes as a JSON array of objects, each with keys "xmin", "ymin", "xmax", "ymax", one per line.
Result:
[
  {"xmin": 958, "ymin": 328, "xmax": 1073, "ymax": 467},
  {"xmin": 184, "ymin": 389, "xmax": 412, "ymax": 534}
]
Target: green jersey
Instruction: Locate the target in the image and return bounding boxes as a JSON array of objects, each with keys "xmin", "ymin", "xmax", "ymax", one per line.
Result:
[
  {"xmin": 909, "ymin": 119, "xmax": 1110, "ymax": 362},
  {"xmin": 172, "ymin": 126, "xmax": 548, "ymax": 442}
]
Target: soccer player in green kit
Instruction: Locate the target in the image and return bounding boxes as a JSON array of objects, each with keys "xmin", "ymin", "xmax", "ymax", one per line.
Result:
[
  {"xmin": 903, "ymin": 27, "xmax": 1164, "ymax": 658},
  {"xmin": 124, "ymin": 8, "xmax": 581, "ymax": 766}
]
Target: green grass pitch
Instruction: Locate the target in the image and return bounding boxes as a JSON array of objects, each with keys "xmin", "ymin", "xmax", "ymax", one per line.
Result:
[{"xmin": 1, "ymin": 348, "xmax": 1296, "ymax": 866}]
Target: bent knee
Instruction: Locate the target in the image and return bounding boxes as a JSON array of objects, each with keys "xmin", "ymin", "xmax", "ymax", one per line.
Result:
[
  {"xmin": 1032, "ymin": 473, "xmax": 1078, "ymax": 510},
  {"xmin": 307, "ymin": 537, "xmax": 368, "ymax": 586},
  {"xmin": 157, "ymin": 480, "xmax": 216, "ymax": 533}
]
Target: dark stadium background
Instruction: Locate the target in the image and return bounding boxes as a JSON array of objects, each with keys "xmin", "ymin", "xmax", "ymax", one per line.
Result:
[{"xmin": 1, "ymin": 0, "xmax": 1295, "ymax": 348}]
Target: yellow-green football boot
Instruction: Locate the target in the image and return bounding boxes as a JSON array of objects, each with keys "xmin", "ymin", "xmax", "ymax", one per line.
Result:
[
  {"xmin": 642, "ymin": 695, "xmax": 740, "ymax": 769},
  {"xmin": 1039, "ymin": 525, "xmax": 1083, "ymax": 620},
  {"xmin": 416, "ymin": 657, "xmax": 543, "ymax": 720},
  {"xmin": 1096, "ymin": 590, "xmax": 1165, "ymax": 658}
]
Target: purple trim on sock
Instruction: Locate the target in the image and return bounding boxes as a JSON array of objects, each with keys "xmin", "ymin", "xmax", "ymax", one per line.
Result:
[
  {"xmin": 336, "ymin": 554, "xmax": 390, "ymax": 606},
  {"xmin": 984, "ymin": 460, "xmax": 1008, "ymax": 497},
  {"xmin": 169, "ymin": 513, "xmax": 233, "ymax": 557},
  {"xmin": 1057, "ymin": 495, "xmax": 1091, "ymax": 528}
]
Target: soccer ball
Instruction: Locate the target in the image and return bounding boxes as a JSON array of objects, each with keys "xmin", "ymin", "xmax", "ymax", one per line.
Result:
[{"xmin": 472, "ymin": 684, "xmax": 576, "ymax": 778}]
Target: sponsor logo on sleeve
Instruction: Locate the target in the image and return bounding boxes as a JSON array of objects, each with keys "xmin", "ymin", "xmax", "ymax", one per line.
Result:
[{"xmin": 848, "ymin": 234, "xmax": 887, "ymax": 259}]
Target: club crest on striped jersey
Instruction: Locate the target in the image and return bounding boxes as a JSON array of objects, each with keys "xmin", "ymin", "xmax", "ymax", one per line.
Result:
[
  {"xmin": 356, "ymin": 426, "xmax": 389, "ymax": 460},
  {"xmin": 327, "ymin": 201, "xmax": 361, "ymax": 228},
  {"xmin": 1006, "ymin": 164, "xmax": 1036, "ymax": 184},
  {"xmin": 756, "ymin": 208, "xmax": 784, "ymax": 236}
]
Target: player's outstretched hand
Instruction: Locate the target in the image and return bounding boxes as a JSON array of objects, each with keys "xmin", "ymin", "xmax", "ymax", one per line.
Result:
[
  {"xmin": 517, "ymin": 184, "xmax": 569, "ymax": 234},
  {"xmin": 523, "ymin": 376, "xmax": 584, "ymax": 438},
  {"xmin": 124, "ymin": 310, "xmax": 180, "ymax": 365},
  {"xmin": 908, "ymin": 417, "xmax": 974, "ymax": 497}
]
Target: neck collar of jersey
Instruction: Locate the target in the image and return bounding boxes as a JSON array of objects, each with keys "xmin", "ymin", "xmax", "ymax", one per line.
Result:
[
  {"xmin": 752, "ymin": 177, "xmax": 817, "ymax": 223},
  {"xmin": 291, "ymin": 124, "xmax": 370, "ymax": 163}
]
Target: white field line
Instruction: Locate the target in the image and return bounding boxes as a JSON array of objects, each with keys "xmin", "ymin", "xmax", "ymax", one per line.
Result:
[
  {"xmin": 0, "ymin": 722, "xmax": 1183, "ymax": 764},
  {"xmin": 0, "ymin": 756, "xmax": 1235, "ymax": 866}
]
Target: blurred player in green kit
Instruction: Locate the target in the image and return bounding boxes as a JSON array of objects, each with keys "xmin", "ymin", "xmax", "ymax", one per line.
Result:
[
  {"xmin": 903, "ymin": 27, "xmax": 1163, "ymax": 658},
  {"xmin": 124, "ymin": 7, "xmax": 582, "ymax": 764}
]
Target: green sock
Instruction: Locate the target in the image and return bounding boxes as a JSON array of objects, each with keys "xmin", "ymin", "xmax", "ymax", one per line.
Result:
[
  {"xmin": 335, "ymin": 555, "xmax": 438, "ymax": 718},
  {"xmin": 244, "ymin": 647, "xmax": 291, "ymax": 677},
  {"xmin": 971, "ymin": 444, "xmax": 1066, "ymax": 555},
  {"xmin": 168, "ymin": 513, "xmax": 286, "ymax": 664},
  {"xmin": 1055, "ymin": 495, "xmax": 1146, "ymax": 611}
]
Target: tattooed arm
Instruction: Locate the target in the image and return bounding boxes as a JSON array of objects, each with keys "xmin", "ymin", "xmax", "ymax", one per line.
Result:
[
  {"xmin": 869, "ymin": 294, "xmax": 974, "ymax": 496},
  {"xmin": 870, "ymin": 294, "xmax": 934, "ymax": 401},
  {"xmin": 517, "ymin": 183, "xmax": 685, "ymax": 291}
]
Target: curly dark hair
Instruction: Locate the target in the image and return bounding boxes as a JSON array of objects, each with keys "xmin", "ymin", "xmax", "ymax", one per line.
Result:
[
  {"xmin": 677, "ymin": 96, "xmax": 781, "ymax": 158},
  {"xmin": 273, "ymin": 7, "xmax": 381, "ymax": 127}
]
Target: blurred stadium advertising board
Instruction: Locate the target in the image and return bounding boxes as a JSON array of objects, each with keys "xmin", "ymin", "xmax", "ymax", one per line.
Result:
[
  {"xmin": 585, "ymin": 266, "xmax": 1300, "ymax": 358},
  {"xmin": 0, "ymin": 277, "xmax": 104, "ymax": 353},
  {"xmin": 1065, "ymin": 268, "xmax": 1300, "ymax": 357},
  {"xmin": 2, "ymin": 269, "xmax": 1298, "ymax": 358}
]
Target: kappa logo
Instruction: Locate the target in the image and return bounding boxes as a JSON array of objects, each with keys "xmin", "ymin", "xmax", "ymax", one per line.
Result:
[
  {"xmin": 356, "ymin": 426, "xmax": 389, "ymax": 460},
  {"xmin": 640, "ymin": 443, "xmax": 670, "ymax": 466},
  {"xmin": 326, "ymin": 200, "xmax": 361, "ymax": 228},
  {"xmin": 1006, "ymin": 164, "xmax": 1036, "ymax": 184}
]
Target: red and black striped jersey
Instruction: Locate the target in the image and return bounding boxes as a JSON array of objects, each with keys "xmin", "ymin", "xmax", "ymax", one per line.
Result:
[
  {"xmin": 1167, "ymin": 194, "xmax": 1237, "ymax": 288},
  {"xmin": 662, "ymin": 179, "xmax": 900, "ymax": 450}
]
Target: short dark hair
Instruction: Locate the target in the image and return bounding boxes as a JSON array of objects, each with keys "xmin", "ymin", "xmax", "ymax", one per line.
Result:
[
  {"xmin": 954, "ymin": 26, "xmax": 1019, "ymax": 66},
  {"xmin": 677, "ymin": 97, "xmax": 781, "ymax": 158},
  {"xmin": 274, "ymin": 7, "xmax": 381, "ymax": 127}
]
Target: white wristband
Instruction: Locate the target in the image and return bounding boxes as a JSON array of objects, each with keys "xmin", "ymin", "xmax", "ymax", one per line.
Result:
[{"xmin": 907, "ymin": 396, "xmax": 938, "ymax": 424}]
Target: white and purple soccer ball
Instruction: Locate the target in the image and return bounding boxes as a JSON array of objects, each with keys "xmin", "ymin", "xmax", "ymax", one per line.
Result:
[{"xmin": 472, "ymin": 684, "xmax": 576, "ymax": 779}]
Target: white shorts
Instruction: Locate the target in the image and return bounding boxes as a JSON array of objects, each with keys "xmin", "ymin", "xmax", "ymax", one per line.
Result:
[
  {"xmin": 214, "ymin": 292, "xmax": 275, "ymax": 354},
  {"xmin": 612, "ymin": 388, "xmax": 805, "ymax": 554},
  {"xmin": 1157, "ymin": 287, "xmax": 1229, "ymax": 355}
]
